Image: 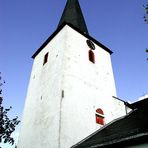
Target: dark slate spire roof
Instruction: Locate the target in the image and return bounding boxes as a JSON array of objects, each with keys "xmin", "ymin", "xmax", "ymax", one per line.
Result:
[
  {"xmin": 58, "ymin": 0, "xmax": 89, "ymax": 35},
  {"xmin": 32, "ymin": 0, "xmax": 113, "ymax": 59}
]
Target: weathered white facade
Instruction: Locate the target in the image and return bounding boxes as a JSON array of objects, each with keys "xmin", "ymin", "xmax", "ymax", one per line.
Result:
[{"xmin": 17, "ymin": 25, "xmax": 127, "ymax": 148}]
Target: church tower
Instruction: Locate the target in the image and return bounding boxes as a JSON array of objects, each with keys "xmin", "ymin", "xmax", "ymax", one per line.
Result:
[{"xmin": 18, "ymin": 1, "xmax": 126, "ymax": 148}]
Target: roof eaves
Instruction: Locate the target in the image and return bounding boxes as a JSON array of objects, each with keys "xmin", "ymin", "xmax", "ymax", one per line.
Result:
[
  {"xmin": 32, "ymin": 22, "xmax": 113, "ymax": 59},
  {"xmin": 131, "ymin": 98, "xmax": 148, "ymax": 109},
  {"xmin": 66, "ymin": 23, "xmax": 113, "ymax": 54},
  {"xmin": 32, "ymin": 23, "xmax": 66, "ymax": 59},
  {"xmin": 91, "ymin": 132, "xmax": 148, "ymax": 148}
]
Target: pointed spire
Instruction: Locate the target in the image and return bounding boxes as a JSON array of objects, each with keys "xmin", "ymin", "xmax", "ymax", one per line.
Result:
[{"xmin": 58, "ymin": 0, "xmax": 89, "ymax": 34}]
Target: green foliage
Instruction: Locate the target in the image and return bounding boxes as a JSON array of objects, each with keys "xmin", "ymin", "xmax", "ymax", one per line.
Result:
[
  {"xmin": 144, "ymin": 4, "xmax": 148, "ymax": 60},
  {"xmin": 144, "ymin": 4, "xmax": 148, "ymax": 23},
  {"xmin": 0, "ymin": 73, "xmax": 20, "ymax": 147},
  {"xmin": 146, "ymin": 49, "xmax": 148, "ymax": 60}
]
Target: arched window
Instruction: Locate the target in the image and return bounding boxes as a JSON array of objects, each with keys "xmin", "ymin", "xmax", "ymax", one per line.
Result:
[
  {"xmin": 88, "ymin": 50, "xmax": 95, "ymax": 63},
  {"xmin": 96, "ymin": 108, "xmax": 104, "ymax": 125}
]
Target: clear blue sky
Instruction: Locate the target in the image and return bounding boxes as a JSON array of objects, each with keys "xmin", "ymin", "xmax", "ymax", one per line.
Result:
[{"xmin": 0, "ymin": 0, "xmax": 148, "ymax": 147}]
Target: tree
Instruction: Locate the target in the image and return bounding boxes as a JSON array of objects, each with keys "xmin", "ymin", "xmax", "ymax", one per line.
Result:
[
  {"xmin": 146, "ymin": 49, "xmax": 148, "ymax": 60},
  {"xmin": 0, "ymin": 73, "xmax": 20, "ymax": 147},
  {"xmin": 144, "ymin": 4, "xmax": 148, "ymax": 59},
  {"xmin": 144, "ymin": 4, "xmax": 148, "ymax": 23}
]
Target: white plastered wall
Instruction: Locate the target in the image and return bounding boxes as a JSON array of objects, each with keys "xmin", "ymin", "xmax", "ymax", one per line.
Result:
[
  {"xmin": 17, "ymin": 27, "xmax": 67, "ymax": 148},
  {"xmin": 59, "ymin": 26, "xmax": 126, "ymax": 147},
  {"xmin": 17, "ymin": 25, "xmax": 126, "ymax": 148}
]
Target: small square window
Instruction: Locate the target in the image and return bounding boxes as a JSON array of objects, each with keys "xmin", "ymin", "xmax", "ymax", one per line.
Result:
[{"xmin": 43, "ymin": 53, "xmax": 48, "ymax": 65}]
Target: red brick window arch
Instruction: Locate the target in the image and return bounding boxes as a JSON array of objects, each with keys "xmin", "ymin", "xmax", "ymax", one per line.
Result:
[
  {"xmin": 96, "ymin": 108, "xmax": 104, "ymax": 125},
  {"xmin": 88, "ymin": 50, "xmax": 95, "ymax": 63}
]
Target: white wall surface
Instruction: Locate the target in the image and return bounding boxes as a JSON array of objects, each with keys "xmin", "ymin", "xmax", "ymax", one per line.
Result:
[
  {"xmin": 17, "ymin": 25, "xmax": 126, "ymax": 148},
  {"xmin": 59, "ymin": 26, "xmax": 127, "ymax": 147},
  {"xmin": 17, "ymin": 27, "xmax": 67, "ymax": 148}
]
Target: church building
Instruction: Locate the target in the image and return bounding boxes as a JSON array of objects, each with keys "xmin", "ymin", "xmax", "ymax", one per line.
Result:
[{"xmin": 17, "ymin": 1, "xmax": 129, "ymax": 148}]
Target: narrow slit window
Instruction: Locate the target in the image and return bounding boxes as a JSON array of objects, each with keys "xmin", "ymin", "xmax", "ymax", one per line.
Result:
[
  {"xmin": 43, "ymin": 52, "xmax": 48, "ymax": 65},
  {"xmin": 89, "ymin": 50, "xmax": 95, "ymax": 63},
  {"xmin": 96, "ymin": 108, "xmax": 104, "ymax": 125}
]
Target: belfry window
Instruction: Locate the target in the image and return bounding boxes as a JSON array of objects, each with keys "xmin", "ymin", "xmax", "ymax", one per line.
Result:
[
  {"xmin": 96, "ymin": 108, "xmax": 104, "ymax": 125},
  {"xmin": 88, "ymin": 50, "xmax": 95, "ymax": 63},
  {"xmin": 43, "ymin": 52, "xmax": 48, "ymax": 65}
]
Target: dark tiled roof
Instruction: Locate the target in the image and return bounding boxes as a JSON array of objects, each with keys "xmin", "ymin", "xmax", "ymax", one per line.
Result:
[
  {"xmin": 131, "ymin": 98, "xmax": 148, "ymax": 109},
  {"xmin": 32, "ymin": 23, "xmax": 113, "ymax": 59},
  {"xmin": 72, "ymin": 99, "xmax": 148, "ymax": 148},
  {"xmin": 58, "ymin": 0, "xmax": 89, "ymax": 35}
]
